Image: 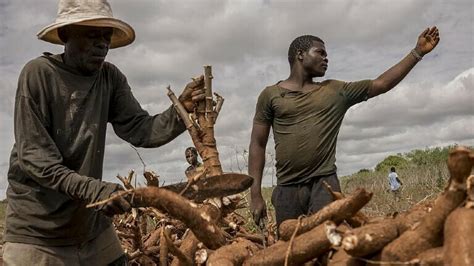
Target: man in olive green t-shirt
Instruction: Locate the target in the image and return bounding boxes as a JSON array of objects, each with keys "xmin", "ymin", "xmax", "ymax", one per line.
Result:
[{"xmin": 249, "ymin": 28, "xmax": 440, "ymax": 227}]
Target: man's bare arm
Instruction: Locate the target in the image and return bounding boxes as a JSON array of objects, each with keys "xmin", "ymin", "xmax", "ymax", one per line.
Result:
[
  {"xmin": 248, "ymin": 122, "xmax": 271, "ymax": 223},
  {"xmin": 369, "ymin": 26, "xmax": 440, "ymax": 98}
]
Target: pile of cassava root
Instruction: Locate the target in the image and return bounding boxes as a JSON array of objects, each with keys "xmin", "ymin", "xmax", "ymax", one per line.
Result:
[{"xmin": 102, "ymin": 146, "xmax": 472, "ymax": 266}]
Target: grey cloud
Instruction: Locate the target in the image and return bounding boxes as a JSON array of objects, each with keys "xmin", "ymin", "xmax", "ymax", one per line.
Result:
[
  {"xmin": 343, "ymin": 68, "xmax": 474, "ymax": 130},
  {"xmin": 1, "ymin": 0, "xmax": 473, "ymax": 197}
]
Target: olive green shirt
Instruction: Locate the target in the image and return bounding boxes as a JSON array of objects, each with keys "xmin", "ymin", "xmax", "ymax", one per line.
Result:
[
  {"xmin": 254, "ymin": 79, "xmax": 371, "ymax": 185},
  {"xmin": 5, "ymin": 53, "xmax": 186, "ymax": 246}
]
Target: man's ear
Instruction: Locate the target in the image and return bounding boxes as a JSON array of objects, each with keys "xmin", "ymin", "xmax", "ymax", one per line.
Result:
[{"xmin": 296, "ymin": 49, "xmax": 304, "ymax": 60}]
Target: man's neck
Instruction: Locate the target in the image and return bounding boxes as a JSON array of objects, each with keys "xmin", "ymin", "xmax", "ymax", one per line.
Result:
[
  {"xmin": 280, "ymin": 73, "xmax": 318, "ymax": 92},
  {"xmin": 280, "ymin": 65, "xmax": 321, "ymax": 91}
]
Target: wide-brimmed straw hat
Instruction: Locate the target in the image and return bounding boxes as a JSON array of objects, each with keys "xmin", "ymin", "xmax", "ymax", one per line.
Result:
[{"xmin": 37, "ymin": 0, "xmax": 135, "ymax": 49}]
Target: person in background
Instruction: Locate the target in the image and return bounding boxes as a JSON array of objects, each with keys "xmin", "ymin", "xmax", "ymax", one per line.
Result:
[
  {"xmin": 3, "ymin": 0, "xmax": 205, "ymax": 264},
  {"xmin": 185, "ymin": 147, "xmax": 204, "ymax": 180},
  {"xmin": 388, "ymin": 166, "xmax": 403, "ymax": 201},
  {"xmin": 249, "ymin": 27, "xmax": 440, "ymax": 228}
]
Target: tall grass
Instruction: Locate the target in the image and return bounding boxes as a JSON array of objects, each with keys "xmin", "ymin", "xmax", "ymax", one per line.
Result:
[
  {"xmin": 341, "ymin": 162, "xmax": 449, "ymax": 217},
  {"xmin": 241, "ymin": 145, "xmax": 462, "ymax": 228}
]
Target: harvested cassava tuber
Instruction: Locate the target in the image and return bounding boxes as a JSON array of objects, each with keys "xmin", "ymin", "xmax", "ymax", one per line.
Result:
[
  {"xmin": 381, "ymin": 146, "xmax": 473, "ymax": 261},
  {"xmin": 328, "ymin": 248, "xmax": 365, "ymax": 266},
  {"xmin": 207, "ymin": 238, "xmax": 260, "ymax": 266},
  {"xmin": 394, "ymin": 202, "xmax": 433, "ymax": 233},
  {"xmin": 244, "ymin": 221, "xmax": 336, "ymax": 266},
  {"xmin": 279, "ymin": 188, "xmax": 373, "ymax": 241},
  {"xmin": 342, "ymin": 219, "xmax": 399, "ymax": 258},
  {"xmin": 443, "ymin": 175, "xmax": 474, "ymax": 266},
  {"xmin": 195, "ymin": 248, "xmax": 214, "ymax": 265},
  {"xmin": 128, "ymin": 187, "xmax": 227, "ymax": 249},
  {"xmin": 162, "ymin": 173, "xmax": 253, "ymax": 202},
  {"xmin": 410, "ymin": 247, "xmax": 443, "ymax": 266},
  {"xmin": 323, "ymin": 181, "xmax": 370, "ymax": 227},
  {"xmin": 341, "ymin": 201, "xmax": 431, "ymax": 258}
]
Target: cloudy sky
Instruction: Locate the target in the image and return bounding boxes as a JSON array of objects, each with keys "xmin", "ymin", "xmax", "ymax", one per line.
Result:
[{"xmin": 1, "ymin": 0, "xmax": 473, "ymax": 198}]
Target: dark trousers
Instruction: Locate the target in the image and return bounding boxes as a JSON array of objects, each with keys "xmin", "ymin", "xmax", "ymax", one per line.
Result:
[{"xmin": 271, "ymin": 173, "xmax": 341, "ymax": 227}]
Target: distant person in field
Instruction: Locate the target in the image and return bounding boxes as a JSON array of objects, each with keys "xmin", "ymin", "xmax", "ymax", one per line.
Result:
[
  {"xmin": 249, "ymin": 27, "xmax": 440, "ymax": 227},
  {"xmin": 185, "ymin": 147, "xmax": 204, "ymax": 180},
  {"xmin": 388, "ymin": 167, "xmax": 403, "ymax": 201},
  {"xmin": 3, "ymin": 0, "xmax": 205, "ymax": 264}
]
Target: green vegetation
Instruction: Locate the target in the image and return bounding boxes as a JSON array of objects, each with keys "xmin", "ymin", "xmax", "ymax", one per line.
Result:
[
  {"xmin": 341, "ymin": 145, "xmax": 466, "ymax": 216},
  {"xmin": 242, "ymin": 145, "xmax": 464, "ymax": 231}
]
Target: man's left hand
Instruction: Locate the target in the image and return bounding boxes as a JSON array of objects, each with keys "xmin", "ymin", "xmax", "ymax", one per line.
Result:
[
  {"xmin": 179, "ymin": 75, "xmax": 205, "ymax": 112},
  {"xmin": 415, "ymin": 26, "xmax": 440, "ymax": 56}
]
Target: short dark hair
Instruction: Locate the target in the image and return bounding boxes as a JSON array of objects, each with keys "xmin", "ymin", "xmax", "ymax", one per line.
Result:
[
  {"xmin": 390, "ymin": 167, "xmax": 396, "ymax": 172},
  {"xmin": 185, "ymin": 147, "xmax": 198, "ymax": 155},
  {"xmin": 288, "ymin": 35, "xmax": 324, "ymax": 66}
]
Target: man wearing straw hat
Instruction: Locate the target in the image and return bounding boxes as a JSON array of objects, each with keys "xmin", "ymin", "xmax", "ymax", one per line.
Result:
[{"xmin": 3, "ymin": 0, "xmax": 205, "ymax": 264}]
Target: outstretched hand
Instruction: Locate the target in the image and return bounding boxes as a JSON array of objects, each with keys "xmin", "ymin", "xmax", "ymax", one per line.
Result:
[
  {"xmin": 415, "ymin": 26, "xmax": 440, "ymax": 56},
  {"xmin": 179, "ymin": 75, "xmax": 206, "ymax": 112}
]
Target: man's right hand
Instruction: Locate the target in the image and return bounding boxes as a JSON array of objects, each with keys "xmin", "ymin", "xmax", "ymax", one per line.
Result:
[
  {"xmin": 250, "ymin": 195, "xmax": 267, "ymax": 225},
  {"xmin": 178, "ymin": 75, "xmax": 205, "ymax": 112},
  {"xmin": 100, "ymin": 191, "xmax": 132, "ymax": 217},
  {"xmin": 98, "ymin": 185, "xmax": 132, "ymax": 217}
]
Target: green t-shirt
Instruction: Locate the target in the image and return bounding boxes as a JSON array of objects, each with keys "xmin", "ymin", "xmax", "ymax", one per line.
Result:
[
  {"xmin": 254, "ymin": 79, "xmax": 371, "ymax": 185},
  {"xmin": 5, "ymin": 53, "xmax": 186, "ymax": 246}
]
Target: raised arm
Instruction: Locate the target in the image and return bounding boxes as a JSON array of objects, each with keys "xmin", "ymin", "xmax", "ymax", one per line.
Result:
[
  {"xmin": 369, "ymin": 26, "xmax": 440, "ymax": 98},
  {"xmin": 248, "ymin": 122, "xmax": 271, "ymax": 224}
]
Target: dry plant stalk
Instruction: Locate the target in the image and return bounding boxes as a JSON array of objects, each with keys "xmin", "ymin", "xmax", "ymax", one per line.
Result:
[
  {"xmin": 144, "ymin": 170, "xmax": 159, "ymax": 187},
  {"xmin": 129, "ymin": 187, "xmax": 226, "ymax": 249},
  {"xmin": 116, "ymin": 170, "xmax": 135, "ymax": 190},
  {"xmin": 381, "ymin": 146, "xmax": 473, "ymax": 261},
  {"xmin": 207, "ymin": 238, "xmax": 259, "ymax": 266},
  {"xmin": 160, "ymin": 226, "xmax": 170, "ymax": 266},
  {"xmin": 443, "ymin": 175, "xmax": 474, "ymax": 266},
  {"xmin": 279, "ymin": 188, "xmax": 373, "ymax": 241},
  {"xmin": 244, "ymin": 221, "xmax": 336, "ymax": 266},
  {"xmin": 163, "ymin": 228, "xmax": 193, "ymax": 266},
  {"xmin": 144, "ymin": 227, "xmax": 162, "ymax": 250},
  {"xmin": 197, "ymin": 66, "xmax": 222, "ymax": 176},
  {"xmin": 167, "ymin": 66, "xmax": 223, "ymax": 177}
]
